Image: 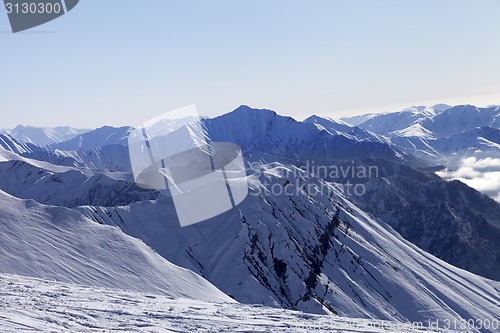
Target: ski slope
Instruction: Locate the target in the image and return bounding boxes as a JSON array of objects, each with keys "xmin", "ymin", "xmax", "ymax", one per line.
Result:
[{"xmin": 0, "ymin": 189, "xmax": 231, "ymax": 304}]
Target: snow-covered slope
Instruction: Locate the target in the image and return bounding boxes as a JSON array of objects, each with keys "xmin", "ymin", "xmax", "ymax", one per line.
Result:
[
  {"xmin": 341, "ymin": 159, "xmax": 500, "ymax": 280},
  {"xmin": 421, "ymin": 105, "xmax": 500, "ymax": 139},
  {"xmin": 390, "ymin": 123, "xmax": 436, "ymax": 138},
  {"xmin": 391, "ymin": 126, "xmax": 500, "ymax": 162},
  {"xmin": 0, "ymin": 189, "xmax": 231, "ymax": 303},
  {"xmin": 303, "ymin": 115, "xmax": 389, "ymax": 143},
  {"xmin": 0, "ymin": 159, "xmax": 157, "ymax": 207},
  {"xmin": 0, "ymin": 134, "xmax": 40, "ymax": 155},
  {"xmin": 2, "ymin": 125, "xmax": 90, "ymax": 146},
  {"xmin": 1, "ymin": 273, "xmax": 459, "ymax": 333},
  {"xmin": 304, "ymin": 115, "xmax": 356, "ymax": 134},
  {"xmin": 23, "ymin": 144, "xmax": 133, "ymax": 173},
  {"xmin": 76, "ymin": 163, "xmax": 500, "ymax": 329},
  {"xmin": 0, "ymin": 145, "xmax": 94, "ymax": 174},
  {"xmin": 338, "ymin": 112, "xmax": 379, "ymax": 127}
]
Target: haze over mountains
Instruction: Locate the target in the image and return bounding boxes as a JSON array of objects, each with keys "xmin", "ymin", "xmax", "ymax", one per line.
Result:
[{"xmin": 0, "ymin": 104, "xmax": 499, "ymax": 331}]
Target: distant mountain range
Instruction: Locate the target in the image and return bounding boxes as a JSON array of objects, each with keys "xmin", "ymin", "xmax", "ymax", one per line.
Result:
[
  {"xmin": 341, "ymin": 104, "xmax": 500, "ymax": 163},
  {"xmin": 1, "ymin": 125, "xmax": 90, "ymax": 146}
]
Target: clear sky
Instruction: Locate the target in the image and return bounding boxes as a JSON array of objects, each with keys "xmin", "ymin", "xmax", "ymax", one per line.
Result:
[{"xmin": 1, "ymin": 0, "xmax": 499, "ymax": 128}]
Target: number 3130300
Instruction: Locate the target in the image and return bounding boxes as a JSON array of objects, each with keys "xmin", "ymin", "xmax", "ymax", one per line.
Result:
[{"xmin": 5, "ymin": 2, "xmax": 62, "ymax": 14}]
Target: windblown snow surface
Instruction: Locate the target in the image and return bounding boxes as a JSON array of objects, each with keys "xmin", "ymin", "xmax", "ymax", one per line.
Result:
[{"xmin": 0, "ymin": 273, "xmax": 466, "ymax": 333}]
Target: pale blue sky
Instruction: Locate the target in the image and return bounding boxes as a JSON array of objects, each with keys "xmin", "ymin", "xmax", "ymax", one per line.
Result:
[{"xmin": 1, "ymin": 0, "xmax": 499, "ymax": 128}]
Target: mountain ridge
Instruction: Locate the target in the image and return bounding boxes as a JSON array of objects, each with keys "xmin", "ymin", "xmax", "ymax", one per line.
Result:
[{"xmin": 1, "ymin": 125, "xmax": 90, "ymax": 146}]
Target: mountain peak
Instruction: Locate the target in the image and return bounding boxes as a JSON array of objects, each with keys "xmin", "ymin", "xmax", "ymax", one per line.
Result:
[
  {"xmin": 446, "ymin": 104, "xmax": 479, "ymax": 111},
  {"xmin": 230, "ymin": 105, "xmax": 279, "ymax": 117},
  {"xmin": 432, "ymin": 103, "xmax": 452, "ymax": 112},
  {"xmin": 212, "ymin": 105, "xmax": 298, "ymax": 126}
]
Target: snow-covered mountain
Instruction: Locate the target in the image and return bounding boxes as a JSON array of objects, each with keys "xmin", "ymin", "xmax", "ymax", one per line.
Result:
[
  {"xmin": 391, "ymin": 126, "xmax": 500, "ymax": 162},
  {"xmin": 0, "ymin": 189, "xmax": 232, "ymax": 303},
  {"xmin": 203, "ymin": 106, "xmax": 409, "ymax": 164},
  {"xmin": 2, "ymin": 105, "xmax": 499, "ymax": 332},
  {"xmin": 421, "ymin": 105, "xmax": 500, "ymax": 139},
  {"xmin": 341, "ymin": 104, "xmax": 452, "ymax": 135},
  {"xmin": 3, "ymin": 106, "xmax": 498, "ymax": 279},
  {"xmin": 342, "ymin": 105, "xmax": 500, "ymax": 157},
  {"xmin": 342, "ymin": 104, "xmax": 499, "ymax": 138},
  {"xmin": 1, "ymin": 125, "xmax": 90, "ymax": 146},
  {"xmin": 4, "ymin": 126, "xmax": 136, "ymax": 173},
  {"xmin": 75, "ymin": 163, "xmax": 499, "ymax": 329},
  {"xmin": 18, "ymin": 106, "xmax": 412, "ymax": 171}
]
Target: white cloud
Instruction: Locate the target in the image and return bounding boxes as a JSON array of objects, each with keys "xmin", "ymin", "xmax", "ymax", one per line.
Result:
[
  {"xmin": 455, "ymin": 172, "xmax": 500, "ymax": 193},
  {"xmin": 437, "ymin": 157, "xmax": 500, "ymax": 203},
  {"xmin": 450, "ymin": 166, "xmax": 481, "ymax": 179},
  {"xmin": 460, "ymin": 157, "xmax": 500, "ymax": 170}
]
